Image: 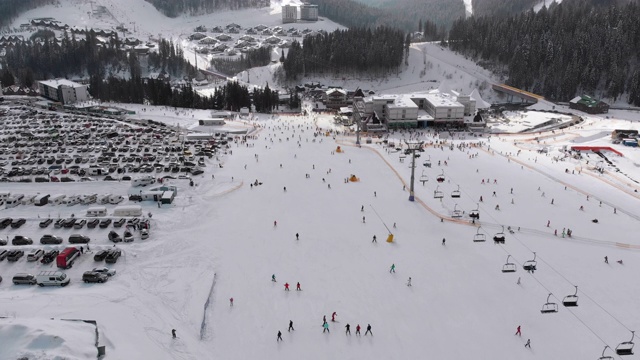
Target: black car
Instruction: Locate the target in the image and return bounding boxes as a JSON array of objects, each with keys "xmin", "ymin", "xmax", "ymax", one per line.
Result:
[
  {"xmin": 0, "ymin": 217, "xmax": 13, "ymax": 229},
  {"xmin": 108, "ymin": 230, "xmax": 122, "ymax": 243},
  {"xmin": 41, "ymin": 250, "xmax": 60, "ymax": 264},
  {"xmin": 54, "ymin": 219, "xmax": 65, "ymax": 228},
  {"xmin": 69, "ymin": 234, "xmax": 90, "ymax": 244},
  {"xmin": 39, "ymin": 218, "xmax": 53, "ymax": 228},
  {"xmin": 104, "ymin": 175, "xmax": 118, "ymax": 181},
  {"xmin": 7, "ymin": 250, "xmax": 25, "ymax": 262},
  {"xmin": 12, "ymin": 235, "xmax": 33, "ymax": 245},
  {"xmin": 99, "ymin": 219, "xmax": 112, "ymax": 228},
  {"xmin": 82, "ymin": 271, "xmax": 109, "ymax": 283},
  {"xmin": 113, "ymin": 218, "xmax": 126, "ymax": 228},
  {"xmin": 105, "ymin": 249, "xmax": 121, "ymax": 264},
  {"xmin": 73, "ymin": 219, "xmax": 87, "ymax": 229},
  {"xmin": 94, "ymin": 250, "xmax": 109, "ymax": 261},
  {"xmin": 0, "ymin": 249, "xmax": 9, "ymax": 261},
  {"xmin": 40, "ymin": 234, "xmax": 63, "ymax": 244},
  {"xmin": 87, "ymin": 219, "xmax": 100, "ymax": 228},
  {"xmin": 10, "ymin": 218, "xmax": 26, "ymax": 228},
  {"xmin": 63, "ymin": 218, "xmax": 76, "ymax": 228}
]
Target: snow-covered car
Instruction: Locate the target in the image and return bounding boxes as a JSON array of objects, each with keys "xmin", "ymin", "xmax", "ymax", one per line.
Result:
[{"xmin": 92, "ymin": 267, "xmax": 116, "ymax": 276}]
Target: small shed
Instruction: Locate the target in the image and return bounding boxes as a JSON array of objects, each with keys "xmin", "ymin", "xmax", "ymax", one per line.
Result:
[
  {"xmin": 569, "ymin": 95, "xmax": 609, "ymax": 114},
  {"xmin": 161, "ymin": 191, "xmax": 175, "ymax": 204}
]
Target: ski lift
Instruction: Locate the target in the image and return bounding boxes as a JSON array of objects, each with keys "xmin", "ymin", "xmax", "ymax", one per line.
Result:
[
  {"xmin": 493, "ymin": 226, "xmax": 505, "ymax": 244},
  {"xmin": 451, "ymin": 185, "xmax": 461, "ymax": 198},
  {"xmin": 423, "ymin": 156, "xmax": 431, "ymax": 168},
  {"xmin": 451, "ymin": 204, "xmax": 462, "ymax": 218},
  {"xmin": 420, "ymin": 170, "xmax": 429, "ymax": 185},
  {"xmin": 522, "ymin": 252, "xmax": 537, "ymax": 271},
  {"xmin": 434, "ymin": 185, "xmax": 444, "ymax": 199},
  {"xmin": 562, "ymin": 285, "xmax": 579, "ymax": 307},
  {"xmin": 598, "ymin": 346, "xmax": 614, "ymax": 360},
  {"xmin": 436, "ymin": 171, "xmax": 445, "ymax": 183},
  {"xmin": 473, "ymin": 227, "xmax": 486, "ymax": 242},
  {"xmin": 469, "ymin": 203, "xmax": 480, "ymax": 220},
  {"xmin": 501, "ymin": 255, "xmax": 516, "ymax": 273},
  {"xmin": 616, "ymin": 331, "xmax": 635, "ymax": 356},
  {"xmin": 540, "ymin": 293, "xmax": 558, "ymax": 314}
]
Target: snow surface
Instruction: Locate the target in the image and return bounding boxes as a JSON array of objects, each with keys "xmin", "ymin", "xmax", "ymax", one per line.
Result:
[{"xmin": 1, "ymin": 100, "xmax": 640, "ymax": 359}]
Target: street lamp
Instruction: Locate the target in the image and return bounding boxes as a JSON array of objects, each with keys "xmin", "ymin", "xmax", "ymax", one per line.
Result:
[{"xmin": 405, "ymin": 140, "xmax": 424, "ymax": 202}]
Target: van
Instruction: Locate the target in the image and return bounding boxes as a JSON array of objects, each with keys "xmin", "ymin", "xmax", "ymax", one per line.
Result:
[
  {"xmin": 5, "ymin": 194, "xmax": 24, "ymax": 208},
  {"xmin": 86, "ymin": 206, "xmax": 107, "ymax": 217},
  {"xmin": 131, "ymin": 176, "xmax": 155, "ymax": 187},
  {"xmin": 86, "ymin": 167, "xmax": 107, "ymax": 176},
  {"xmin": 36, "ymin": 271, "xmax": 70, "ymax": 287},
  {"xmin": 0, "ymin": 191, "xmax": 10, "ymax": 201},
  {"xmin": 56, "ymin": 247, "xmax": 81, "ymax": 269},
  {"xmin": 12, "ymin": 273, "xmax": 37, "ymax": 285}
]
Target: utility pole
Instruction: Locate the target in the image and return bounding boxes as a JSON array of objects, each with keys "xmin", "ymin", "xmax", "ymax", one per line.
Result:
[{"xmin": 405, "ymin": 141, "xmax": 424, "ymax": 202}]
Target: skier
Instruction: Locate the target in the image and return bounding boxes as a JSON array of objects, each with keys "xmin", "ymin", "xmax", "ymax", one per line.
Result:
[
  {"xmin": 374, "ymin": 191, "xmax": 377, "ymax": 197},
  {"xmin": 480, "ymin": 195, "xmax": 483, "ymax": 202},
  {"xmin": 323, "ymin": 322, "xmax": 330, "ymax": 333},
  {"xmin": 390, "ymin": 264, "xmax": 396, "ymax": 273},
  {"xmin": 361, "ymin": 205, "xmax": 364, "ymax": 211},
  {"xmin": 274, "ymin": 220, "xmax": 277, "ymax": 227},
  {"xmin": 172, "ymin": 329, "xmax": 177, "ymax": 338},
  {"xmin": 229, "ymin": 297, "xmax": 233, "ymax": 306},
  {"xmin": 617, "ymin": 260, "xmax": 624, "ymax": 265},
  {"xmin": 332, "ymin": 312, "xmax": 337, "ymax": 322},
  {"xmin": 517, "ymin": 277, "xmax": 521, "ymax": 285},
  {"xmin": 277, "ymin": 330, "xmax": 283, "ymax": 342},
  {"xmin": 407, "ymin": 277, "xmax": 412, "ymax": 286},
  {"xmin": 296, "ymin": 233, "xmax": 299, "ymax": 240},
  {"xmin": 345, "ymin": 323, "xmax": 351, "ymax": 335},
  {"xmin": 288, "ymin": 320, "xmax": 294, "ymax": 332},
  {"xmin": 363, "ymin": 216, "xmax": 366, "ymax": 223},
  {"xmin": 323, "ymin": 315, "xmax": 326, "ymax": 324},
  {"xmin": 547, "ymin": 220, "xmax": 550, "ymax": 227},
  {"xmin": 272, "ymin": 274, "xmax": 277, "ymax": 282},
  {"xmin": 525, "ymin": 339, "xmax": 531, "ymax": 348},
  {"xmin": 296, "ymin": 282, "xmax": 301, "ymax": 291},
  {"xmin": 283, "ymin": 187, "xmax": 287, "ymax": 192},
  {"xmin": 492, "ymin": 191, "xmax": 496, "ymax": 197},
  {"xmin": 604, "ymin": 256, "xmax": 608, "ymax": 264},
  {"xmin": 284, "ymin": 283, "xmax": 290, "ymax": 291},
  {"xmin": 356, "ymin": 324, "xmax": 361, "ymax": 335},
  {"xmin": 372, "ymin": 235, "xmax": 377, "ymax": 243},
  {"xmin": 515, "ymin": 325, "xmax": 521, "ymax": 336},
  {"xmin": 365, "ymin": 324, "xmax": 373, "ymax": 336},
  {"xmin": 442, "ymin": 238, "xmax": 446, "ymax": 245}
]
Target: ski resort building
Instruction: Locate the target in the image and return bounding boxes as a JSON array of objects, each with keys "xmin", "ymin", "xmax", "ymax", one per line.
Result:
[
  {"xmin": 38, "ymin": 79, "xmax": 88, "ymax": 104},
  {"xmin": 569, "ymin": 95, "xmax": 609, "ymax": 114},
  {"xmin": 300, "ymin": 3, "xmax": 319, "ymax": 21},
  {"xmin": 282, "ymin": 5, "xmax": 297, "ymax": 23}
]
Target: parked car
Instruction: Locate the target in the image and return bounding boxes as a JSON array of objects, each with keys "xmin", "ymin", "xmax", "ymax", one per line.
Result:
[
  {"xmin": 7, "ymin": 250, "xmax": 25, "ymax": 262},
  {"xmin": 12, "ymin": 235, "xmax": 33, "ymax": 245},
  {"xmin": 0, "ymin": 249, "xmax": 9, "ymax": 260},
  {"xmin": 27, "ymin": 249, "xmax": 45, "ymax": 262},
  {"xmin": 87, "ymin": 219, "xmax": 100, "ymax": 228},
  {"xmin": 41, "ymin": 250, "xmax": 60, "ymax": 264},
  {"xmin": 104, "ymin": 175, "xmax": 118, "ymax": 181},
  {"xmin": 54, "ymin": 218, "xmax": 65, "ymax": 228},
  {"xmin": 0, "ymin": 237, "xmax": 6, "ymax": 246},
  {"xmin": 91, "ymin": 267, "xmax": 116, "ymax": 276},
  {"xmin": 39, "ymin": 218, "xmax": 54, "ymax": 228},
  {"xmin": 63, "ymin": 218, "xmax": 76, "ymax": 228},
  {"xmin": 94, "ymin": 250, "xmax": 109, "ymax": 261},
  {"xmin": 141, "ymin": 228, "xmax": 149, "ymax": 240},
  {"xmin": 113, "ymin": 218, "xmax": 126, "ymax": 228},
  {"xmin": 13, "ymin": 273, "xmax": 37, "ymax": 285},
  {"xmin": 108, "ymin": 231, "xmax": 122, "ymax": 243},
  {"xmin": 73, "ymin": 219, "xmax": 87, "ymax": 229},
  {"xmin": 99, "ymin": 218, "xmax": 112, "ymax": 228},
  {"xmin": 0, "ymin": 217, "xmax": 13, "ymax": 229},
  {"xmin": 40, "ymin": 234, "xmax": 63, "ymax": 244},
  {"xmin": 68, "ymin": 234, "xmax": 90, "ymax": 244},
  {"xmin": 105, "ymin": 249, "xmax": 121, "ymax": 264},
  {"xmin": 11, "ymin": 218, "xmax": 26, "ymax": 228},
  {"xmin": 123, "ymin": 230, "xmax": 134, "ymax": 242},
  {"xmin": 82, "ymin": 271, "xmax": 109, "ymax": 283}
]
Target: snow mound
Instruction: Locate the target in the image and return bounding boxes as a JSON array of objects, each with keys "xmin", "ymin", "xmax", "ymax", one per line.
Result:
[
  {"xmin": 0, "ymin": 318, "xmax": 97, "ymax": 360},
  {"xmin": 470, "ymin": 88, "xmax": 491, "ymax": 109}
]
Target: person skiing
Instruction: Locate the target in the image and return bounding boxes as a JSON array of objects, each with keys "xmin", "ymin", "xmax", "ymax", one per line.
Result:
[
  {"xmin": 362, "ymin": 216, "xmax": 366, "ymax": 223},
  {"xmin": 272, "ymin": 274, "xmax": 276, "ymax": 282},
  {"xmin": 323, "ymin": 322, "xmax": 330, "ymax": 333},
  {"xmin": 365, "ymin": 324, "xmax": 372, "ymax": 336},
  {"xmin": 172, "ymin": 329, "xmax": 176, "ymax": 338},
  {"xmin": 356, "ymin": 324, "xmax": 361, "ymax": 336},
  {"xmin": 296, "ymin": 282, "xmax": 301, "ymax": 291},
  {"xmin": 284, "ymin": 283, "xmax": 290, "ymax": 291},
  {"xmin": 407, "ymin": 277, "xmax": 412, "ymax": 286},
  {"xmin": 604, "ymin": 256, "xmax": 608, "ymax": 264},
  {"xmin": 229, "ymin": 297, "xmax": 233, "ymax": 306},
  {"xmin": 331, "ymin": 312, "xmax": 337, "ymax": 322},
  {"xmin": 525, "ymin": 339, "xmax": 531, "ymax": 348},
  {"xmin": 515, "ymin": 325, "xmax": 521, "ymax": 336},
  {"xmin": 361, "ymin": 205, "xmax": 364, "ymax": 212},
  {"xmin": 345, "ymin": 323, "xmax": 351, "ymax": 335},
  {"xmin": 617, "ymin": 260, "xmax": 624, "ymax": 265},
  {"xmin": 480, "ymin": 195, "xmax": 483, "ymax": 202},
  {"xmin": 323, "ymin": 315, "xmax": 326, "ymax": 324},
  {"xmin": 295, "ymin": 233, "xmax": 299, "ymax": 240},
  {"xmin": 277, "ymin": 330, "xmax": 283, "ymax": 342},
  {"xmin": 274, "ymin": 220, "xmax": 277, "ymax": 227},
  {"xmin": 390, "ymin": 264, "xmax": 396, "ymax": 273},
  {"xmin": 442, "ymin": 238, "xmax": 446, "ymax": 245},
  {"xmin": 288, "ymin": 320, "xmax": 294, "ymax": 332},
  {"xmin": 372, "ymin": 235, "xmax": 377, "ymax": 243}
]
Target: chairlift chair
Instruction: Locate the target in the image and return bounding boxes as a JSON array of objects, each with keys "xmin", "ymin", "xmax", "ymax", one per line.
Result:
[
  {"xmin": 540, "ymin": 293, "xmax": 559, "ymax": 314},
  {"xmin": 598, "ymin": 345, "xmax": 614, "ymax": 360},
  {"xmin": 423, "ymin": 156, "xmax": 431, "ymax": 168},
  {"xmin": 451, "ymin": 204, "xmax": 463, "ymax": 218},
  {"xmin": 451, "ymin": 185, "xmax": 461, "ymax": 198},
  {"xmin": 501, "ymin": 255, "xmax": 516, "ymax": 273},
  {"xmin": 469, "ymin": 203, "xmax": 480, "ymax": 220},
  {"xmin": 420, "ymin": 170, "xmax": 429, "ymax": 185},
  {"xmin": 436, "ymin": 171, "xmax": 445, "ymax": 183},
  {"xmin": 493, "ymin": 226, "xmax": 505, "ymax": 244},
  {"xmin": 616, "ymin": 331, "xmax": 635, "ymax": 356},
  {"xmin": 562, "ymin": 285, "xmax": 578, "ymax": 307},
  {"xmin": 473, "ymin": 227, "xmax": 486, "ymax": 242},
  {"xmin": 434, "ymin": 186, "xmax": 444, "ymax": 199},
  {"xmin": 522, "ymin": 252, "xmax": 537, "ymax": 271}
]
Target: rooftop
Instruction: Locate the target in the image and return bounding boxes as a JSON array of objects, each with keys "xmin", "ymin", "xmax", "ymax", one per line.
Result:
[{"xmin": 39, "ymin": 79, "xmax": 85, "ymax": 88}]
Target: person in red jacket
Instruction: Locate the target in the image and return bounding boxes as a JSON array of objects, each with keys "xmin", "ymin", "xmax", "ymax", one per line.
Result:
[
  {"xmin": 284, "ymin": 283, "xmax": 290, "ymax": 291},
  {"xmin": 331, "ymin": 312, "xmax": 337, "ymax": 322},
  {"xmin": 296, "ymin": 282, "xmax": 301, "ymax": 291},
  {"xmin": 355, "ymin": 324, "xmax": 361, "ymax": 336}
]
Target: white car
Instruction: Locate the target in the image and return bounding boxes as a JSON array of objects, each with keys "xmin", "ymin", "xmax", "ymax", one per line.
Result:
[{"xmin": 92, "ymin": 267, "xmax": 116, "ymax": 277}]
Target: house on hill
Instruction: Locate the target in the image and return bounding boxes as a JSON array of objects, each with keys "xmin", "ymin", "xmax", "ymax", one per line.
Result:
[
  {"xmin": 569, "ymin": 95, "xmax": 609, "ymax": 114},
  {"xmin": 324, "ymin": 88, "xmax": 348, "ymax": 109}
]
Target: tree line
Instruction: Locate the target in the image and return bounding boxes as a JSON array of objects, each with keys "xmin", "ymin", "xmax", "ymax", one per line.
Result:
[
  {"xmin": 447, "ymin": 0, "xmax": 640, "ymax": 105},
  {"xmin": 210, "ymin": 47, "xmax": 272, "ymax": 76},
  {"xmin": 283, "ymin": 27, "xmax": 406, "ymax": 80},
  {"xmin": 0, "ymin": 0, "xmax": 53, "ymax": 28},
  {"xmin": 144, "ymin": 0, "xmax": 269, "ymax": 18}
]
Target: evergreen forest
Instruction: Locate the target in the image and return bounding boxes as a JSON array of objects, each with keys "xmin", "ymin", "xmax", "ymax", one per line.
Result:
[
  {"xmin": 0, "ymin": 0, "xmax": 54, "ymax": 28},
  {"xmin": 144, "ymin": 0, "xmax": 269, "ymax": 18}
]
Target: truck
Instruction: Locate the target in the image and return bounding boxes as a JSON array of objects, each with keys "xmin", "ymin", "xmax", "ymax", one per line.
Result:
[{"xmin": 36, "ymin": 271, "xmax": 70, "ymax": 287}]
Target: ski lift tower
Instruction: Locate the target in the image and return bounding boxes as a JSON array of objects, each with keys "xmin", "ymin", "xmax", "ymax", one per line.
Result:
[{"xmin": 405, "ymin": 140, "xmax": 424, "ymax": 202}]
